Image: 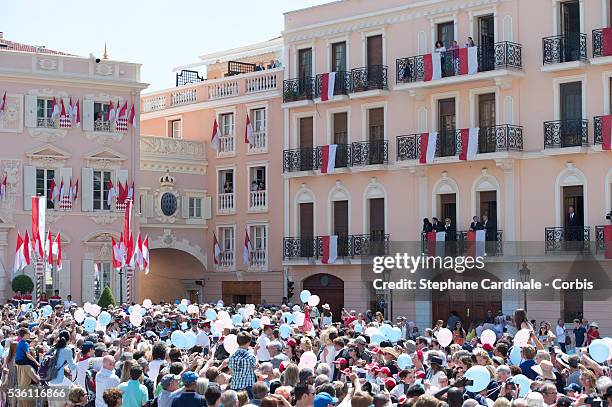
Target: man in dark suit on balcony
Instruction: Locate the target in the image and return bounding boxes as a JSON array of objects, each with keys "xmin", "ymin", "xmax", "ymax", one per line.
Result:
[
  {"xmin": 482, "ymin": 213, "xmax": 497, "ymax": 241},
  {"xmin": 566, "ymin": 205, "xmax": 581, "ymax": 242},
  {"xmin": 444, "ymin": 218, "xmax": 456, "ymax": 241},
  {"xmin": 431, "ymin": 217, "xmax": 444, "ymax": 232},
  {"xmin": 469, "ymin": 216, "xmax": 484, "ymax": 232}
]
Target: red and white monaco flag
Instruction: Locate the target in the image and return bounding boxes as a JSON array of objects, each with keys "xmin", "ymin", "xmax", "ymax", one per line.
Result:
[
  {"xmin": 31, "ymin": 196, "xmax": 46, "ymax": 258},
  {"xmin": 0, "ymin": 175, "xmax": 6, "ymax": 201},
  {"xmin": 321, "ymin": 235, "xmax": 338, "ymax": 264},
  {"xmin": 419, "ymin": 132, "xmax": 438, "ymax": 164},
  {"xmin": 50, "ymin": 97, "xmax": 60, "ymax": 120},
  {"xmin": 600, "ymin": 115, "xmax": 612, "ymax": 150},
  {"xmin": 142, "ymin": 235, "xmax": 150, "ymax": 274},
  {"xmin": 45, "ymin": 231, "xmax": 53, "ymax": 264},
  {"xmin": 128, "ymin": 103, "xmax": 137, "ymax": 128},
  {"xmin": 245, "ymin": 113, "xmax": 253, "ymax": 144},
  {"xmin": 111, "ymin": 236, "xmax": 122, "ymax": 269},
  {"xmin": 13, "ymin": 230, "xmax": 31, "ymax": 274},
  {"xmin": 320, "ymin": 144, "xmax": 337, "ymax": 174},
  {"xmin": 467, "ymin": 230, "xmax": 486, "ymax": 257},
  {"xmin": 604, "ymin": 225, "xmax": 612, "ymax": 259},
  {"xmin": 210, "ymin": 119, "xmax": 221, "ymax": 151},
  {"xmin": 424, "ymin": 53, "xmax": 442, "ymax": 81},
  {"xmin": 74, "ymin": 99, "xmax": 81, "ymax": 128},
  {"xmin": 242, "ymin": 228, "xmax": 253, "ymax": 266},
  {"xmin": 459, "ymin": 128, "xmax": 479, "ymax": 161},
  {"xmin": 320, "ymin": 72, "xmax": 336, "ymax": 101},
  {"xmin": 212, "ymin": 232, "xmax": 221, "ymax": 264},
  {"xmin": 71, "ymin": 178, "xmax": 79, "ymax": 202},
  {"xmin": 107, "ymin": 179, "xmax": 117, "ymax": 207},
  {"xmin": 133, "ymin": 232, "xmax": 143, "ymax": 270},
  {"xmin": 0, "ymin": 91, "xmax": 6, "ymax": 118},
  {"xmin": 52, "ymin": 232, "xmax": 62, "ymax": 271},
  {"xmin": 426, "ymin": 231, "xmax": 446, "ymax": 256},
  {"xmin": 459, "ymin": 47, "xmax": 479, "ymax": 75}
]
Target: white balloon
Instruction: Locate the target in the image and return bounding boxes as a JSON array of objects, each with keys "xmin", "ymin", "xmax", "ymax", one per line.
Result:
[
  {"xmin": 293, "ymin": 312, "xmax": 305, "ymax": 326},
  {"xmin": 602, "ymin": 337, "xmax": 612, "ymax": 360},
  {"xmin": 246, "ymin": 304, "xmax": 255, "ymax": 310},
  {"xmin": 307, "ymin": 295, "xmax": 320, "ymax": 307},
  {"xmin": 217, "ymin": 310, "xmax": 231, "ymax": 321},
  {"xmin": 83, "ymin": 302, "xmax": 92, "ymax": 314},
  {"xmin": 436, "ymin": 328, "xmax": 453, "ymax": 347},
  {"xmin": 142, "ymin": 299, "xmax": 153, "ymax": 309},
  {"xmin": 213, "ymin": 320, "xmax": 226, "ymax": 334},
  {"xmin": 365, "ymin": 327, "xmax": 381, "ymax": 337},
  {"xmin": 480, "ymin": 329, "xmax": 496, "ymax": 345},
  {"xmin": 187, "ymin": 305, "xmax": 199, "ymax": 314},
  {"xmin": 224, "ymin": 334, "xmax": 239, "ymax": 354},
  {"xmin": 514, "ymin": 329, "xmax": 531, "ymax": 347},
  {"xmin": 89, "ymin": 304, "xmax": 101, "ymax": 317},
  {"xmin": 74, "ymin": 308, "xmax": 85, "ymax": 323},
  {"xmin": 261, "ymin": 316, "xmax": 271, "ymax": 325},
  {"xmin": 181, "ymin": 299, "xmax": 189, "ymax": 306},
  {"xmin": 298, "ymin": 351, "xmax": 317, "ymax": 370}
]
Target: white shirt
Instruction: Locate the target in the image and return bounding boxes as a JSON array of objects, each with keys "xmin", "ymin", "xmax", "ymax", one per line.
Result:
[
  {"xmin": 64, "ymin": 300, "xmax": 76, "ymax": 310},
  {"xmin": 95, "ymin": 368, "xmax": 120, "ymax": 407},
  {"xmin": 556, "ymin": 325, "xmax": 566, "ymax": 343},
  {"xmin": 148, "ymin": 359, "xmax": 165, "ymax": 386},
  {"xmin": 73, "ymin": 357, "xmax": 103, "ymax": 389},
  {"xmin": 256, "ymin": 333, "xmax": 271, "ymax": 361}
]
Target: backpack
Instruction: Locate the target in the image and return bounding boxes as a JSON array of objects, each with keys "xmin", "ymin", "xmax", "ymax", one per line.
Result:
[{"xmin": 38, "ymin": 349, "xmax": 62, "ymax": 382}]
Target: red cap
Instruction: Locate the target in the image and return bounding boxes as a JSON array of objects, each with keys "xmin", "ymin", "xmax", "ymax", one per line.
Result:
[
  {"xmin": 482, "ymin": 343, "xmax": 494, "ymax": 351},
  {"xmin": 286, "ymin": 338, "xmax": 297, "ymax": 347},
  {"xmin": 383, "ymin": 378, "xmax": 396, "ymax": 390},
  {"xmin": 380, "ymin": 367, "xmax": 391, "ymax": 376},
  {"xmin": 415, "ymin": 370, "xmax": 426, "ymax": 379},
  {"xmin": 398, "ymin": 396, "xmax": 408, "ymax": 405},
  {"xmin": 333, "ymin": 358, "xmax": 347, "ymax": 365},
  {"xmin": 341, "ymin": 368, "xmax": 351, "ymax": 375},
  {"xmin": 371, "ymin": 367, "xmax": 381, "ymax": 373},
  {"xmin": 279, "ymin": 361, "xmax": 289, "ymax": 373}
]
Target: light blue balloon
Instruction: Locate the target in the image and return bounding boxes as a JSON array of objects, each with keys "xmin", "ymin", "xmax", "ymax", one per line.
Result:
[
  {"xmin": 512, "ymin": 374, "xmax": 532, "ymax": 397},
  {"xmin": 279, "ymin": 324, "xmax": 292, "ymax": 339},
  {"xmin": 178, "ymin": 304, "xmax": 187, "ymax": 313},
  {"xmin": 84, "ymin": 317, "xmax": 97, "ymax": 333},
  {"xmin": 232, "ymin": 314, "xmax": 243, "ymax": 325},
  {"xmin": 128, "ymin": 306, "xmax": 135, "ymax": 314},
  {"xmin": 140, "ymin": 308, "xmax": 146, "ymax": 316},
  {"xmin": 184, "ymin": 331, "xmax": 197, "ymax": 349},
  {"xmin": 588, "ymin": 339, "xmax": 610, "ymax": 363},
  {"xmin": 370, "ymin": 332, "xmax": 385, "ymax": 345},
  {"xmin": 42, "ymin": 305, "xmax": 53, "ymax": 317},
  {"xmin": 31, "ymin": 312, "xmax": 38, "ymax": 320},
  {"xmin": 397, "ymin": 354, "xmax": 413, "ymax": 370},
  {"xmin": 464, "ymin": 365, "xmax": 491, "ymax": 392},
  {"xmin": 205, "ymin": 309, "xmax": 217, "ymax": 320},
  {"xmin": 380, "ymin": 324, "xmax": 393, "ymax": 337},
  {"xmin": 171, "ymin": 330, "xmax": 185, "ymax": 348},
  {"xmin": 354, "ymin": 324, "xmax": 363, "ymax": 333},
  {"xmin": 251, "ymin": 318, "xmax": 262, "ymax": 330},
  {"xmin": 509, "ymin": 346, "xmax": 522, "ymax": 365},
  {"xmin": 282, "ymin": 312, "xmax": 294, "ymax": 324},
  {"xmin": 388, "ymin": 327, "xmax": 402, "ymax": 342},
  {"xmin": 300, "ymin": 290, "xmax": 311, "ymax": 303},
  {"xmin": 98, "ymin": 311, "xmax": 112, "ymax": 326},
  {"xmin": 180, "ymin": 322, "xmax": 188, "ymax": 330}
]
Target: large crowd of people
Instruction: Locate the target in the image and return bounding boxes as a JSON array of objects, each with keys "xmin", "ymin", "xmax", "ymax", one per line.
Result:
[{"xmin": 0, "ymin": 296, "xmax": 610, "ymax": 407}]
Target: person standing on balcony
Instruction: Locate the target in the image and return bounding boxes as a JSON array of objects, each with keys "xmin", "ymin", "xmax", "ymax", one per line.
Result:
[
  {"xmin": 250, "ymin": 181, "xmax": 258, "ymax": 192},
  {"xmin": 434, "ymin": 41, "xmax": 446, "ymax": 53},
  {"xmin": 469, "ymin": 216, "xmax": 483, "ymax": 231},
  {"xmin": 443, "ymin": 218, "xmax": 456, "ymax": 241},
  {"xmin": 431, "ymin": 217, "xmax": 444, "ymax": 232},
  {"xmin": 422, "ymin": 218, "xmax": 433, "ymax": 233},
  {"xmin": 566, "ymin": 205, "xmax": 581, "ymax": 241},
  {"xmin": 482, "ymin": 213, "xmax": 497, "ymax": 242},
  {"xmin": 465, "ymin": 37, "xmax": 476, "ymax": 47}
]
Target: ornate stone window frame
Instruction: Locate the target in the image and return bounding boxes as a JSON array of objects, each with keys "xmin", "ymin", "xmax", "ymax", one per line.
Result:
[
  {"xmin": 26, "ymin": 89, "xmax": 69, "ymax": 142},
  {"xmin": 83, "ymin": 93, "xmax": 127, "ymax": 145},
  {"xmin": 25, "ymin": 144, "xmax": 72, "ymax": 169},
  {"xmin": 154, "ymin": 171, "xmax": 180, "ymax": 223},
  {"xmin": 83, "ymin": 147, "xmax": 127, "ymax": 170}
]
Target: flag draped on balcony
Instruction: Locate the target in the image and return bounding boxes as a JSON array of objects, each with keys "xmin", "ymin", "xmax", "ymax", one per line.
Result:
[
  {"xmin": 116, "ymin": 101, "xmax": 128, "ymax": 132},
  {"xmin": 245, "ymin": 113, "xmax": 253, "ymax": 144},
  {"xmin": 419, "ymin": 132, "xmax": 438, "ymax": 164},
  {"xmin": 59, "ymin": 99, "xmax": 71, "ymax": 128},
  {"xmin": 13, "ymin": 230, "xmax": 31, "ymax": 274},
  {"xmin": 321, "ymin": 235, "xmax": 338, "ymax": 264},
  {"xmin": 426, "ymin": 231, "xmax": 446, "ymax": 256},
  {"xmin": 211, "ymin": 119, "xmax": 221, "ymax": 151},
  {"xmin": 600, "ymin": 115, "xmax": 612, "ymax": 150},
  {"xmin": 423, "ymin": 53, "xmax": 442, "ymax": 81},
  {"xmin": 50, "ymin": 97, "xmax": 60, "ymax": 120},
  {"xmin": 73, "ymin": 99, "xmax": 81, "ymax": 128},
  {"xmin": 604, "ymin": 225, "xmax": 612, "ymax": 259},
  {"xmin": 459, "ymin": 128, "xmax": 479, "ymax": 161},
  {"xmin": 50, "ymin": 179, "xmax": 59, "ymax": 201},
  {"xmin": 458, "ymin": 47, "xmax": 479, "ymax": 75},
  {"xmin": 467, "ymin": 230, "xmax": 486, "ymax": 257},
  {"xmin": 603, "ymin": 27, "xmax": 612, "ymax": 56},
  {"xmin": 31, "ymin": 196, "xmax": 46, "ymax": 258},
  {"xmin": 320, "ymin": 72, "xmax": 336, "ymax": 101},
  {"xmin": 107, "ymin": 100, "xmax": 116, "ymax": 123},
  {"xmin": 243, "ymin": 228, "xmax": 253, "ymax": 266},
  {"xmin": 320, "ymin": 144, "xmax": 337, "ymax": 174}
]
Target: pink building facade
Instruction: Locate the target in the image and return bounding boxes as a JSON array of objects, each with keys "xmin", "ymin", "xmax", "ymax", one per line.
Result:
[{"xmin": 0, "ymin": 35, "xmax": 147, "ymax": 304}]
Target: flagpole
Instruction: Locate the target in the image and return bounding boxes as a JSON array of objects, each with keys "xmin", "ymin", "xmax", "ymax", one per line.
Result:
[{"xmin": 119, "ymin": 266, "xmax": 124, "ymax": 304}]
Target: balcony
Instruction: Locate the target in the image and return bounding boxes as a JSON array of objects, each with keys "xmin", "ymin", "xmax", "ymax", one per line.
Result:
[
  {"xmin": 217, "ymin": 193, "xmax": 235, "ymax": 214},
  {"xmin": 350, "ymin": 65, "xmax": 388, "ymax": 95},
  {"xmin": 315, "ymin": 143, "xmax": 351, "ymax": 170},
  {"xmin": 218, "ymin": 251, "xmax": 234, "ymax": 269},
  {"xmin": 314, "ymin": 71, "xmax": 350, "ymax": 100},
  {"xmin": 283, "ymin": 148, "xmax": 316, "ymax": 173},
  {"xmin": 248, "ymin": 130, "xmax": 267, "ymax": 153},
  {"xmin": 37, "ymin": 117, "xmax": 59, "ymax": 129},
  {"xmin": 396, "ymin": 42, "xmax": 522, "ymax": 90},
  {"xmin": 351, "ymin": 140, "xmax": 388, "ymax": 166},
  {"xmin": 592, "ymin": 29, "xmax": 611, "ymax": 59},
  {"xmin": 218, "ymin": 135, "xmax": 235, "ymax": 156},
  {"xmin": 249, "ymin": 190, "xmax": 267, "ymax": 212},
  {"xmin": 397, "ymin": 125, "xmax": 523, "ymax": 162},
  {"xmin": 93, "ymin": 120, "xmax": 113, "ymax": 132},
  {"xmin": 421, "ymin": 231, "xmax": 504, "ymax": 256},
  {"xmin": 283, "ymin": 233, "xmax": 390, "ymax": 261},
  {"xmin": 250, "ymin": 250, "xmax": 267, "ymax": 269},
  {"xmin": 542, "ymin": 34, "xmax": 587, "ymax": 71},
  {"xmin": 595, "ymin": 225, "xmax": 609, "ymax": 255},
  {"xmin": 593, "ymin": 116, "xmax": 611, "ymax": 148},
  {"xmin": 545, "ymin": 226, "xmax": 591, "ymax": 252},
  {"xmin": 283, "ymin": 77, "xmax": 314, "ymax": 103},
  {"xmin": 141, "ymin": 68, "xmax": 282, "ymax": 113},
  {"xmin": 543, "ymin": 119, "xmax": 588, "ymax": 150}
]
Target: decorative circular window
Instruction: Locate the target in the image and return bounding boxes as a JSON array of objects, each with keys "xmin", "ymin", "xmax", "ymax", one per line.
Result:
[{"xmin": 160, "ymin": 192, "xmax": 177, "ymax": 216}]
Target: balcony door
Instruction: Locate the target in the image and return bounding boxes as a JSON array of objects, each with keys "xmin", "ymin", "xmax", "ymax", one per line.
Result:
[
  {"xmin": 299, "ymin": 117, "xmax": 313, "ymax": 170},
  {"xmin": 478, "ymin": 15, "xmax": 495, "ymax": 70},
  {"xmin": 367, "ymin": 35, "xmax": 383, "ymax": 67},
  {"xmin": 479, "ymin": 191, "xmax": 497, "ymax": 223},
  {"xmin": 561, "ymin": 1, "xmax": 581, "ymax": 61},
  {"xmin": 299, "ymin": 202, "xmax": 314, "ymax": 257},
  {"xmin": 333, "ymin": 200, "xmax": 349, "ymax": 256},
  {"xmin": 438, "ymin": 98, "xmax": 456, "ymax": 156},
  {"xmin": 563, "ymin": 185, "xmax": 584, "ymax": 243},
  {"xmin": 478, "ymin": 93, "xmax": 496, "ymax": 153},
  {"xmin": 437, "ymin": 22, "xmax": 455, "ymax": 49},
  {"xmin": 560, "ymin": 81, "xmax": 582, "ymax": 146},
  {"xmin": 369, "ymin": 198, "xmax": 385, "ymax": 241},
  {"xmin": 298, "ymin": 48, "xmax": 313, "ymax": 96},
  {"xmin": 368, "ymin": 108, "xmax": 384, "ymax": 164},
  {"xmin": 331, "ymin": 41, "xmax": 347, "ymax": 73},
  {"xmin": 439, "ymin": 193, "xmax": 457, "ymax": 227},
  {"xmin": 333, "ymin": 112, "xmax": 348, "ymax": 168}
]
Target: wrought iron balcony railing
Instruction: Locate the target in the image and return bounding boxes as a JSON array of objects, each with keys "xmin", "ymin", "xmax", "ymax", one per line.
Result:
[
  {"xmin": 315, "ymin": 143, "xmax": 351, "ymax": 169},
  {"xmin": 542, "ymin": 33, "xmax": 587, "ymax": 65},
  {"xmin": 37, "ymin": 117, "xmax": 59, "ymax": 128},
  {"xmin": 396, "ymin": 42, "xmax": 522, "ymax": 84},
  {"xmin": 593, "ymin": 116, "xmax": 610, "ymax": 146},
  {"xmin": 350, "ymin": 65, "xmax": 388, "ymax": 93},
  {"xmin": 283, "ymin": 233, "xmax": 390, "ymax": 260},
  {"xmin": 545, "ymin": 226, "xmax": 591, "ymax": 252},
  {"xmin": 351, "ymin": 140, "xmax": 389, "ymax": 166},
  {"xmin": 420, "ymin": 230, "xmax": 504, "ymax": 256},
  {"xmin": 543, "ymin": 119, "xmax": 588, "ymax": 148},
  {"xmin": 592, "ymin": 29, "xmax": 612, "ymax": 58},
  {"xmin": 315, "ymin": 71, "xmax": 350, "ymax": 98},
  {"xmin": 283, "ymin": 77, "xmax": 314, "ymax": 103},
  {"xmin": 283, "ymin": 148, "xmax": 316, "ymax": 172},
  {"xmin": 437, "ymin": 129, "xmax": 457, "ymax": 157}
]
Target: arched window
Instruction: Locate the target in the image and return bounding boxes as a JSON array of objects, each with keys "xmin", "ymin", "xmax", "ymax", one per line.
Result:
[{"xmin": 432, "ymin": 172, "xmax": 460, "ymax": 228}]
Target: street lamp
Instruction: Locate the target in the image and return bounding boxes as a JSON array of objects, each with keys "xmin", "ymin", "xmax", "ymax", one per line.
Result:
[
  {"xmin": 518, "ymin": 261, "xmax": 531, "ymax": 311},
  {"xmin": 382, "ymin": 268, "xmax": 392, "ymax": 320}
]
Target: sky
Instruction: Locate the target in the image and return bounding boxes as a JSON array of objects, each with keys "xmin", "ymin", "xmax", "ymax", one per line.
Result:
[{"xmin": 3, "ymin": 0, "xmax": 332, "ymax": 92}]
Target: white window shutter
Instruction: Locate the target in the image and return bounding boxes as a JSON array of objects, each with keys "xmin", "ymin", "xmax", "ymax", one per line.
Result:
[
  {"xmin": 418, "ymin": 107, "xmax": 428, "ymax": 133},
  {"xmin": 503, "ymin": 15, "xmax": 513, "ymax": 42},
  {"xmin": 83, "ymin": 99, "xmax": 94, "ymax": 132},
  {"xmin": 145, "ymin": 194, "xmax": 155, "ymax": 218},
  {"xmin": 23, "ymin": 165, "xmax": 36, "ymax": 210},
  {"xmin": 58, "ymin": 260, "xmax": 71, "ymax": 299},
  {"xmin": 203, "ymin": 196, "xmax": 212, "ymax": 220},
  {"xmin": 81, "ymin": 259, "xmax": 96, "ymax": 304},
  {"xmin": 181, "ymin": 196, "xmax": 190, "ymax": 219},
  {"xmin": 81, "ymin": 167, "xmax": 94, "ymax": 212},
  {"xmin": 418, "ymin": 31, "xmax": 427, "ymax": 55},
  {"xmin": 24, "ymin": 95, "xmax": 37, "ymax": 128},
  {"xmin": 504, "ymin": 96, "xmax": 514, "ymax": 125}
]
